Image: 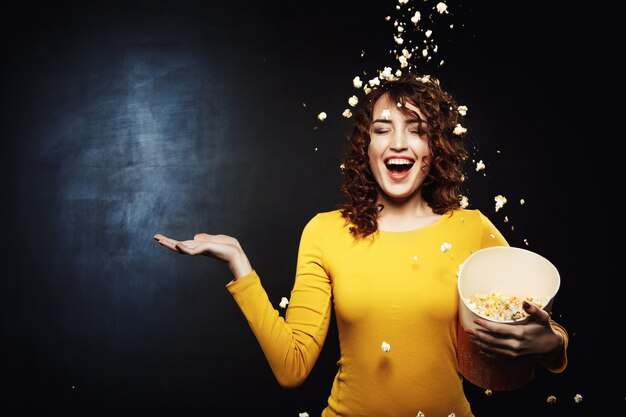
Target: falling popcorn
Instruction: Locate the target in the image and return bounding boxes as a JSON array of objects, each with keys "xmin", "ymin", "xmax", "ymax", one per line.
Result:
[
  {"xmin": 440, "ymin": 242, "xmax": 452, "ymax": 253},
  {"xmin": 381, "ymin": 109, "xmax": 391, "ymax": 120},
  {"xmin": 494, "ymin": 195, "xmax": 507, "ymax": 212},
  {"xmin": 299, "ymin": 413, "xmax": 310, "ymax": 417},
  {"xmin": 448, "ymin": 414, "xmax": 455, "ymax": 417},
  {"xmin": 379, "ymin": 67, "xmax": 394, "ymax": 80},
  {"xmin": 453, "ymin": 124, "xmax": 467, "ymax": 135},
  {"xmin": 353, "ymin": 76, "xmax": 363, "ymax": 89},
  {"xmin": 381, "ymin": 341, "xmax": 391, "ymax": 352},
  {"xmin": 317, "ymin": 112, "xmax": 327, "ymax": 121},
  {"xmin": 458, "ymin": 105, "xmax": 468, "ymax": 116},
  {"xmin": 546, "ymin": 395, "xmax": 557, "ymax": 404},
  {"xmin": 394, "ymin": 35, "xmax": 404, "ymax": 45},
  {"xmin": 484, "ymin": 389, "xmax": 493, "ymax": 396},
  {"xmin": 574, "ymin": 394, "xmax": 583, "ymax": 403},
  {"xmin": 368, "ymin": 77, "xmax": 381, "ymax": 87},
  {"xmin": 279, "ymin": 297, "xmax": 289, "ymax": 309},
  {"xmin": 342, "ymin": 109, "xmax": 352, "ymax": 118},
  {"xmin": 416, "ymin": 412, "xmax": 425, "ymax": 417},
  {"xmin": 411, "ymin": 11, "xmax": 421, "ymax": 24},
  {"xmin": 348, "ymin": 95, "xmax": 358, "ymax": 107},
  {"xmin": 460, "ymin": 195, "xmax": 469, "ymax": 208},
  {"xmin": 425, "ymin": 29, "xmax": 433, "ymax": 38},
  {"xmin": 520, "ymin": 198, "xmax": 525, "ymax": 205},
  {"xmin": 475, "ymin": 160, "xmax": 485, "ymax": 171},
  {"xmin": 436, "ymin": 2, "xmax": 448, "ymax": 14}
]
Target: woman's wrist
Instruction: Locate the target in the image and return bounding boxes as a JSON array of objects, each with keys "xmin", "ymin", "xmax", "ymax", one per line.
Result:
[{"xmin": 229, "ymin": 250, "xmax": 253, "ymax": 280}]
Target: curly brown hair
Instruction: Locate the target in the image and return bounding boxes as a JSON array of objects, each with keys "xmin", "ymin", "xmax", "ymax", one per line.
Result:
[{"xmin": 339, "ymin": 73, "xmax": 468, "ymax": 238}]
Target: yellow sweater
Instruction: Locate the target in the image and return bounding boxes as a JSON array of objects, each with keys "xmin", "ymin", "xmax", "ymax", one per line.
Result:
[{"xmin": 226, "ymin": 209, "xmax": 567, "ymax": 417}]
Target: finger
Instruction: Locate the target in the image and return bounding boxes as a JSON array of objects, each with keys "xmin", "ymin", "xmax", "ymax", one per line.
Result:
[
  {"xmin": 467, "ymin": 330, "xmax": 527, "ymax": 358},
  {"xmin": 467, "ymin": 327, "xmax": 521, "ymax": 349},
  {"xmin": 175, "ymin": 242, "xmax": 193, "ymax": 254},
  {"xmin": 153, "ymin": 233, "xmax": 170, "ymax": 241},
  {"xmin": 154, "ymin": 233, "xmax": 173, "ymax": 243},
  {"xmin": 472, "ymin": 318, "xmax": 513, "ymax": 334},
  {"xmin": 479, "ymin": 350, "xmax": 499, "ymax": 359},
  {"xmin": 523, "ymin": 300, "xmax": 550, "ymax": 322},
  {"xmin": 471, "ymin": 319, "xmax": 524, "ymax": 341},
  {"xmin": 175, "ymin": 242, "xmax": 205, "ymax": 256},
  {"xmin": 155, "ymin": 236, "xmax": 183, "ymax": 253},
  {"xmin": 470, "ymin": 337, "xmax": 522, "ymax": 359}
]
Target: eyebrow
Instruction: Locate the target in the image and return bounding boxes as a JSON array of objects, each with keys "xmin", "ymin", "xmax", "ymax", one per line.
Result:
[{"xmin": 371, "ymin": 118, "xmax": 426, "ymax": 124}]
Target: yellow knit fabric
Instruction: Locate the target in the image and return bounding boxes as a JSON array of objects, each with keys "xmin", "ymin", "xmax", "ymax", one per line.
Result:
[{"xmin": 226, "ymin": 209, "xmax": 567, "ymax": 417}]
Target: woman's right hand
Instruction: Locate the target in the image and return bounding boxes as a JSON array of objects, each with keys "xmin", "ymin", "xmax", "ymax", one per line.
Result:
[{"xmin": 153, "ymin": 233, "xmax": 253, "ymax": 279}]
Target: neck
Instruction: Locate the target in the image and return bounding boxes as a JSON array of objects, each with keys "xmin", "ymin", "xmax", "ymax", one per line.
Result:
[
  {"xmin": 375, "ymin": 192, "xmax": 440, "ymax": 232},
  {"xmin": 377, "ymin": 192, "xmax": 432, "ymax": 218}
]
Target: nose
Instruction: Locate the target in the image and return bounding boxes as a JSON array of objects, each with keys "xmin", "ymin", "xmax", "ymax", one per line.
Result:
[{"xmin": 390, "ymin": 129, "xmax": 408, "ymax": 151}]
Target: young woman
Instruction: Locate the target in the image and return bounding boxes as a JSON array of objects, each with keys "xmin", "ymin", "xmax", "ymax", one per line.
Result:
[{"xmin": 154, "ymin": 73, "xmax": 568, "ymax": 416}]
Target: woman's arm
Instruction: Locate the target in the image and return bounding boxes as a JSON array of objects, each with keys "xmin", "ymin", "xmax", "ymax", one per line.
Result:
[{"xmin": 153, "ymin": 215, "xmax": 333, "ymax": 388}]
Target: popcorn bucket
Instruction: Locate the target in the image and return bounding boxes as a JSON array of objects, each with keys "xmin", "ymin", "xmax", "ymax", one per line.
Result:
[{"xmin": 457, "ymin": 246, "xmax": 560, "ymax": 391}]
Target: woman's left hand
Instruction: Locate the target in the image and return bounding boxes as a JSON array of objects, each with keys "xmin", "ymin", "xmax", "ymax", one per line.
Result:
[{"xmin": 465, "ymin": 301, "xmax": 564, "ymax": 360}]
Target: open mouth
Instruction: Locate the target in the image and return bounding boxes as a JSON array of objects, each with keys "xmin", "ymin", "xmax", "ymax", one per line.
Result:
[{"xmin": 384, "ymin": 157, "xmax": 415, "ymax": 174}]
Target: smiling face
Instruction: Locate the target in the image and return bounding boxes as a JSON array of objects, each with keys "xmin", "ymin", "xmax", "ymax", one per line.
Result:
[{"xmin": 368, "ymin": 93, "xmax": 431, "ymax": 203}]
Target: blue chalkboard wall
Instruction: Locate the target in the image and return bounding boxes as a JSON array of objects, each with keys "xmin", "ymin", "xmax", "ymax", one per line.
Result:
[{"xmin": 1, "ymin": 1, "xmax": 601, "ymax": 416}]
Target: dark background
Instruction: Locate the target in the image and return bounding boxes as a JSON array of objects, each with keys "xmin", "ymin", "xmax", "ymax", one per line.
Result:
[{"xmin": 1, "ymin": 1, "xmax": 608, "ymax": 416}]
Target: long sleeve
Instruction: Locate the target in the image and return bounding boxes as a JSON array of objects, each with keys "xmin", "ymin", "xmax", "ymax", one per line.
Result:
[{"xmin": 226, "ymin": 215, "xmax": 333, "ymax": 388}]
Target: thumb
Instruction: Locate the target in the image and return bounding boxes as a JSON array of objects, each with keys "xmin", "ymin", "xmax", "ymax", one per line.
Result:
[{"xmin": 523, "ymin": 300, "xmax": 550, "ymax": 321}]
